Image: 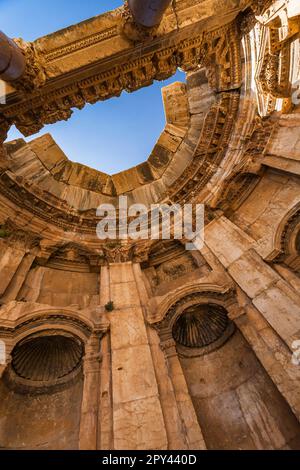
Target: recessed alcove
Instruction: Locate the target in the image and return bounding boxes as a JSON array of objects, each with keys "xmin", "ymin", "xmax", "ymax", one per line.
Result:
[
  {"xmin": 173, "ymin": 305, "xmax": 300, "ymax": 450},
  {"xmin": 0, "ymin": 330, "xmax": 84, "ymax": 450}
]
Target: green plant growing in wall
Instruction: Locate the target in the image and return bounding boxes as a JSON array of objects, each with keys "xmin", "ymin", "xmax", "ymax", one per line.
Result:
[
  {"xmin": 0, "ymin": 227, "xmax": 9, "ymax": 238},
  {"xmin": 105, "ymin": 301, "xmax": 115, "ymax": 312}
]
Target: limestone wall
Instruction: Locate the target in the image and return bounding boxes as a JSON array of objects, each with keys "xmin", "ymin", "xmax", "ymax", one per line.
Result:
[
  {"xmin": 0, "ymin": 374, "xmax": 83, "ymax": 450},
  {"xmin": 180, "ymin": 330, "xmax": 300, "ymax": 450}
]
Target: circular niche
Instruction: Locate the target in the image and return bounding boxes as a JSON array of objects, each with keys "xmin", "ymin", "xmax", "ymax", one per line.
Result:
[
  {"xmin": 172, "ymin": 304, "xmax": 234, "ymax": 355},
  {"xmin": 11, "ymin": 331, "xmax": 84, "ymax": 385}
]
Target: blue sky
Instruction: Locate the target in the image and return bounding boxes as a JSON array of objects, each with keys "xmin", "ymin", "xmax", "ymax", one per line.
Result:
[{"xmin": 1, "ymin": 0, "xmax": 185, "ymax": 174}]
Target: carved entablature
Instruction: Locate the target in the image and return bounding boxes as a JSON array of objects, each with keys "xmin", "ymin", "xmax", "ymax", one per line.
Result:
[
  {"xmin": 253, "ymin": 2, "xmax": 300, "ymax": 115},
  {"xmin": 238, "ymin": 1, "xmax": 274, "ymax": 36},
  {"xmin": 141, "ymin": 240, "xmax": 207, "ymax": 291},
  {"xmin": 39, "ymin": 242, "xmax": 105, "ymax": 272},
  {"xmin": 0, "ymin": 12, "xmax": 243, "ymax": 138},
  {"xmin": 0, "ymin": 172, "xmax": 99, "ymax": 234},
  {"xmin": 0, "ymin": 38, "xmax": 197, "ymax": 136},
  {"xmin": 0, "ymin": 118, "xmax": 10, "ymax": 145},
  {"xmin": 198, "ymin": 23, "xmax": 242, "ymax": 91},
  {"xmin": 167, "ymin": 91, "xmax": 241, "ymax": 204},
  {"xmin": 0, "ymin": 220, "xmax": 41, "ymax": 251}
]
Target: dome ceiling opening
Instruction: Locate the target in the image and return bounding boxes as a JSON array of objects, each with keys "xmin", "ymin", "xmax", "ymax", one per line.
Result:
[{"xmin": 6, "ymin": 70, "xmax": 186, "ymax": 174}]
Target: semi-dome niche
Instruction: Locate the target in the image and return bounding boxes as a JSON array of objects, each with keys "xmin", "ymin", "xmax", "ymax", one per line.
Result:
[{"xmin": 10, "ymin": 331, "xmax": 84, "ymax": 387}]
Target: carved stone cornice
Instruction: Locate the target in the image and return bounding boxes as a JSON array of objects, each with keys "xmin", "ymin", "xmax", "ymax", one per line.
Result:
[
  {"xmin": 238, "ymin": 0, "xmax": 274, "ymax": 35},
  {"xmin": 1, "ymin": 33, "xmax": 203, "ymax": 136},
  {"xmin": 0, "ymin": 219, "xmax": 41, "ymax": 251},
  {"xmin": 0, "ymin": 118, "xmax": 10, "ymax": 145},
  {"xmin": 168, "ymin": 91, "xmax": 241, "ymax": 204},
  {"xmin": 0, "ymin": 172, "xmax": 99, "ymax": 234},
  {"xmin": 0, "ymin": 15, "xmax": 243, "ymax": 137},
  {"xmin": 132, "ymin": 241, "xmax": 151, "ymax": 263},
  {"xmin": 198, "ymin": 23, "xmax": 242, "ymax": 91}
]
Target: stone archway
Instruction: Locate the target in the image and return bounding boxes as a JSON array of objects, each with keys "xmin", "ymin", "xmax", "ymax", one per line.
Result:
[
  {"xmin": 154, "ymin": 291, "xmax": 300, "ymax": 450},
  {"xmin": 0, "ymin": 328, "xmax": 85, "ymax": 450}
]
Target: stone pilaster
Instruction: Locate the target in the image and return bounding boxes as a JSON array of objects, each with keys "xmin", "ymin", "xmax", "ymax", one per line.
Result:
[
  {"xmin": 97, "ymin": 265, "xmax": 113, "ymax": 450},
  {"xmin": 132, "ymin": 262, "xmax": 194, "ymax": 450},
  {"xmin": 160, "ymin": 338, "xmax": 207, "ymax": 450},
  {"xmin": 98, "ymin": 332, "xmax": 113, "ymax": 450},
  {"xmin": 79, "ymin": 333, "xmax": 102, "ymax": 450},
  {"xmin": 108, "ymin": 262, "xmax": 168, "ymax": 450}
]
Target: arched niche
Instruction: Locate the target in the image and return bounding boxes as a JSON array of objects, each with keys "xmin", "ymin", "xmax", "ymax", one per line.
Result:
[
  {"xmin": 155, "ymin": 293, "xmax": 300, "ymax": 450},
  {"xmin": 0, "ymin": 315, "xmax": 92, "ymax": 450}
]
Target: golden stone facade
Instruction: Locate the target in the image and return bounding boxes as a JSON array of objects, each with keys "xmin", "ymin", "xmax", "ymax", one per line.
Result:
[{"xmin": 0, "ymin": 0, "xmax": 300, "ymax": 450}]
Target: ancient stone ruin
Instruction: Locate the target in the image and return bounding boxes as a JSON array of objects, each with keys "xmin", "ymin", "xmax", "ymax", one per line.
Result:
[{"xmin": 0, "ymin": 0, "xmax": 300, "ymax": 450}]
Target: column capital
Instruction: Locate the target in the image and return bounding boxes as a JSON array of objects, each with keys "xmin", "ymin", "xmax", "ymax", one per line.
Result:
[{"xmin": 160, "ymin": 337, "xmax": 177, "ymax": 358}]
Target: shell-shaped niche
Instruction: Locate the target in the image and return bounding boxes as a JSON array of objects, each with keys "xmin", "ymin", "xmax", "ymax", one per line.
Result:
[
  {"xmin": 172, "ymin": 304, "xmax": 229, "ymax": 349},
  {"xmin": 11, "ymin": 331, "xmax": 84, "ymax": 383}
]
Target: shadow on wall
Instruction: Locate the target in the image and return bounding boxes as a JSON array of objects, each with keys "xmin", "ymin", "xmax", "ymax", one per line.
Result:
[{"xmin": 179, "ymin": 329, "xmax": 300, "ymax": 450}]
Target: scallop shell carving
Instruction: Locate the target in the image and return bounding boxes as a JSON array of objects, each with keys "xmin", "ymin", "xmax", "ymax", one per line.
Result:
[
  {"xmin": 12, "ymin": 334, "xmax": 83, "ymax": 382},
  {"xmin": 172, "ymin": 304, "xmax": 229, "ymax": 348}
]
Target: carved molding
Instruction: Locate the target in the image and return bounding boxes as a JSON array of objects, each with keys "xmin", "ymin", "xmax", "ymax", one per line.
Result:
[
  {"xmin": 213, "ymin": 116, "xmax": 276, "ymax": 213},
  {"xmin": 0, "ymin": 19, "xmax": 242, "ymax": 137},
  {"xmin": 168, "ymin": 91, "xmax": 241, "ymax": 204}
]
